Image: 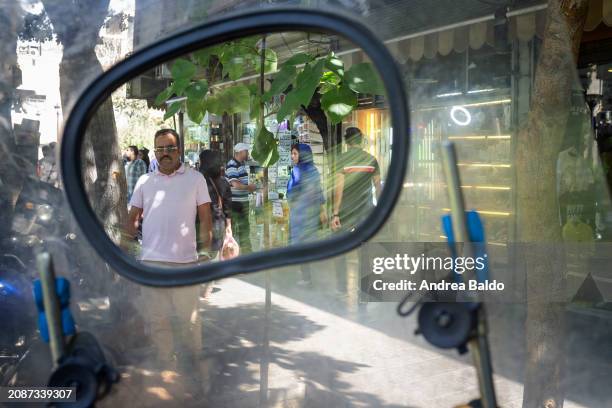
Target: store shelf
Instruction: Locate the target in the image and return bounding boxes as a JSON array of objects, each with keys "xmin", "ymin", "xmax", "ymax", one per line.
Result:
[
  {"xmin": 404, "ymin": 182, "xmax": 511, "ymax": 191},
  {"xmin": 457, "ymin": 163, "xmax": 512, "ymax": 168},
  {"xmin": 403, "ymin": 204, "xmax": 512, "ymax": 217},
  {"xmin": 439, "ymin": 235, "xmax": 508, "ymax": 247},
  {"xmin": 448, "ymin": 135, "xmax": 511, "ymax": 141},
  {"xmin": 412, "ymin": 97, "xmax": 512, "ymax": 113}
]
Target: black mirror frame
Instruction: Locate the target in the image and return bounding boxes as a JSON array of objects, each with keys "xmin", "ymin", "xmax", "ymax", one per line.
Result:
[{"xmin": 61, "ymin": 7, "xmax": 410, "ymax": 287}]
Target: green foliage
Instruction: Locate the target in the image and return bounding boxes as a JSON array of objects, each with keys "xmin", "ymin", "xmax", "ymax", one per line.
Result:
[
  {"xmin": 154, "ymin": 37, "xmax": 383, "ymax": 167},
  {"xmin": 171, "ymin": 58, "xmax": 197, "ymax": 80},
  {"xmin": 283, "ymin": 52, "xmax": 314, "ymax": 66},
  {"xmin": 251, "ymin": 126, "xmax": 279, "ymax": 167},
  {"xmin": 345, "ymin": 62, "xmax": 386, "ymax": 95},
  {"xmin": 154, "ymin": 86, "xmax": 174, "ymax": 106},
  {"xmin": 186, "ymin": 98, "xmax": 205, "ymax": 124},
  {"xmin": 164, "ymin": 101, "xmax": 182, "ymax": 120},
  {"xmin": 325, "ymin": 53, "xmax": 344, "ymax": 78},
  {"xmin": 263, "ymin": 64, "xmax": 297, "ymax": 100},
  {"xmin": 256, "ymin": 48, "xmax": 278, "ymax": 74},
  {"xmin": 173, "ymin": 78, "xmax": 191, "ymax": 95},
  {"xmin": 185, "ymin": 80, "xmax": 208, "ymax": 100},
  {"xmin": 319, "ymin": 70, "xmax": 341, "ymax": 95},
  {"xmin": 276, "ymin": 59, "xmax": 325, "ymax": 121},
  {"xmin": 321, "ymin": 84, "xmax": 358, "ymax": 125},
  {"xmin": 193, "ymin": 48, "xmax": 215, "ymax": 68},
  {"xmin": 220, "ymin": 45, "xmax": 248, "ymax": 80},
  {"xmin": 112, "ymin": 88, "xmax": 173, "ymax": 151},
  {"xmin": 20, "ymin": 12, "xmax": 55, "ymax": 43},
  {"xmin": 218, "ymin": 85, "xmax": 251, "ymax": 114}
]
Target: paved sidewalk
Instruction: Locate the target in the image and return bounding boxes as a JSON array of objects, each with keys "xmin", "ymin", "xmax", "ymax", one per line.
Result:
[{"xmin": 100, "ymin": 266, "xmax": 599, "ymax": 407}]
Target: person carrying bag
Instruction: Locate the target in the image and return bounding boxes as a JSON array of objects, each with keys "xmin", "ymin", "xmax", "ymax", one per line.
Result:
[{"xmin": 199, "ymin": 150, "xmax": 239, "ymax": 260}]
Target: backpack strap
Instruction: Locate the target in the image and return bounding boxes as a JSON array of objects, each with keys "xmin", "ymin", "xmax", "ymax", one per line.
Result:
[{"xmin": 208, "ymin": 177, "xmax": 223, "ymax": 209}]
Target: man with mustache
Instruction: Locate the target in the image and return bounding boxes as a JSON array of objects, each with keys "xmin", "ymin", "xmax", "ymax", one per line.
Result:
[
  {"xmin": 127, "ymin": 128, "xmax": 213, "ymax": 261},
  {"xmin": 125, "ymin": 129, "xmax": 213, "ymax": 391}
]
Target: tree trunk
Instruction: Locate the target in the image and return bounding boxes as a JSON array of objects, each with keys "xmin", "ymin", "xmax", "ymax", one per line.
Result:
[
  {"xmin": 304, "ymin": 91, "xmax": 330, "ymax": 153},
  {"xmin": 517, "ymin": 1, "xmax": 589, "ymax": 407},
  {"xmin": 0, "ymin": 2, "xmax": 24, "ymax": 234},
  {"xmin": 41, "ymin": 0, "xmax": 128, "ymax": 242}
]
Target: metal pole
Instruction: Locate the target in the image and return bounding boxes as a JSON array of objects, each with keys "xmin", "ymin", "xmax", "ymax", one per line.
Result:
[
  {"xmin": 467, "ymin": 308, "xmax": 498, "ymax": 408},
  {"xmin": 258, "ymin": 34, "xmax": 271, "ymax": 407},
  {"xmin": 441, "ymin": 143, "xmax": 497, "ymax": 407},
  {"xmin": 37, "ymin": 253, "xmax": 64, "ymax": 366},
  {"xmin": 441, "ymin": 142, "xmax": 469, "ymax": 243},
  {"xmin": 179, "ymin": 111, "xmax": 185, "ymax": 162}
]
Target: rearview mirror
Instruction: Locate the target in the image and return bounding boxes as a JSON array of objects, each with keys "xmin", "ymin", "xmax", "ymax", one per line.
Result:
[{"xmin": 61, "ymin": 8, "xmax": 409, "ymax": 286}]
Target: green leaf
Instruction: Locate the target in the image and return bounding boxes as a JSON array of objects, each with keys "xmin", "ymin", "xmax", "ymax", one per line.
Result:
[
  {"xmin": 296, "ymin": 59, "xmax": 325, "ymax": 103},
  {"xmin": 236, "ymin": 36, "xmax": 260, "ymax": 51},
  {"xmin": 283, "ymin": 52, "xmax": 314, "ymax": 66},
  {"xmin": 251, "ymin": 126, "xmax": 279, "ymax": 167},
  {"xmin": 206, "ymin": 95, "xmax": 222, "ymax": 116},
  {"xmin": 250, "ymin": 94, "xmax": 261, "ymax": 121},
  {"xmin": 264, "ymin": 145, "xmax": 280, "ymax": 167},
  {"xmin": 206, "ymin": 85, "xmax": 251, "ymax": 116},
  {"xmin": 171, "ymin": 58, "xmax": 196, "ymax": 80},
  {"xmin": 173, "ymin": 78, "xmax": 190, "ymax": 96},
  {"xmin": 220, "ymin": 85, "xmax": 251, "ymax": 114},
  {"xmin": 193, "ymin": 45, "xmax": 225, "ymax": 68},
  {"xmin": 186, "ymin": 98, "xmax": 205, "ymax": 124},
  {"xmin": 325, "ymin": 54, "xmax": 344, "ymax": 77},
  {"xmin": 275, "ymin": 59, "xmax": 325, "ymax": 122},
  {"xmin": 263, "ymin": 65, "xmax": 297, "ymax": 99},
  {"xmin": 185, "ymin": 80, "xmax": 208, "ymax": 100},
  {"xmin": 220, "ymin": 46, "xmax": 248, "ymax": 80},
  {"xmin": 319, "ymin": 71, "xmax": 341, "ymax": 95},
  {"xmin": 163, "ymin": 101, "xmax": 182, "ymax": 120},
  {"xmin": 256, "ymin": 49, "xmax": 278, "ymax": 74},
  {"xmin": 321, "ymin": 84, "xmax": 357, "ymax": 125},
  {"xmin": 345, "ymin": 63, "xmax": 386, "ymax": 95},
  {"xmin": 247, "ymin": 82, "xmax": 259, "ymax": 96},
  {"xmin": 224, "ymin": 59, "xmax": 246, "ymax": 80},
  {"xmin": 154, "ymin": 86, "xmax": 173, "ymax": 106},
  {"xmin": 193, "ymin": 49, "xmax": 212, "ymax": 68},
  {"xmin": 276, "ymin": 90, "xmax": 302, "ymax": 122}
]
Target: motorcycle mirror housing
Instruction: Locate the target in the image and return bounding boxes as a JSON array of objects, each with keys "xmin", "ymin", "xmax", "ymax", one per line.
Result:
[{"xmin": 60, "ymin": 7, "xmax": 410, "ymax": 287}]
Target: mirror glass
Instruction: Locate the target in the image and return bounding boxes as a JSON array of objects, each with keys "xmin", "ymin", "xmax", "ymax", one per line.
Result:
[{"xmin": 81, "ymin": 30, "xmax": 391, "ymax": 268}]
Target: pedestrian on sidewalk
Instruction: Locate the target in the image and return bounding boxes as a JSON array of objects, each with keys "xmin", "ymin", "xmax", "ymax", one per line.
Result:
[
  {"xmin": 331, "ymin": 127, "xmax": 381, "ymax": 294},
  {"xmin": 199, "ymin": 149, "xmax": 233, "ymax": 260},
  {"xmin": 226, "ymin": 143, "xmax": 256, "ymax": 254},
  {"xmin": 287, "ymin": 143, "xmax": 327, "ymax": 286}
]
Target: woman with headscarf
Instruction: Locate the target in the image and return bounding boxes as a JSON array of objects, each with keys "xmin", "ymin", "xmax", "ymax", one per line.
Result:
[{"xmin": 286, "ymin": 143, "xmax": 327, "ymax": 285}]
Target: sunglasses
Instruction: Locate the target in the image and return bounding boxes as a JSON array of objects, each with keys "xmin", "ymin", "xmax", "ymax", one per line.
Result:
[{"xmin": 154, "ymin": 145, "xmax": 179, "ymax": 153}]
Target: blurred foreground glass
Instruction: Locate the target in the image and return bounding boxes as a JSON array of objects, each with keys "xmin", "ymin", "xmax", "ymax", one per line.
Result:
[{"xmin": 80, "ymin": 30, "xmax": 391, "ymax": 268}]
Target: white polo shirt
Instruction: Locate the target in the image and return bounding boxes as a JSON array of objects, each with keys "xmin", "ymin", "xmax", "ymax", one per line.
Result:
[{"xmin": 129, "ymin": 164, "xmax": 211, "ymax": 263}]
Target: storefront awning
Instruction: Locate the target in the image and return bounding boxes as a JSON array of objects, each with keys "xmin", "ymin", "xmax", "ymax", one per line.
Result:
[
  {"xmin": 585, "ymin": 0, "xmax": 612, "ymax": 31},
  {"xmin": 382, "ymin": 5, "xmax": 547, "ymax": 63}
]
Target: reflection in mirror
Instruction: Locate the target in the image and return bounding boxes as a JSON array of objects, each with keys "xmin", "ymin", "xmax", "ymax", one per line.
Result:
[{"xmin": 81, "ymin": 30, "xmax": 390, "ymax": 269}]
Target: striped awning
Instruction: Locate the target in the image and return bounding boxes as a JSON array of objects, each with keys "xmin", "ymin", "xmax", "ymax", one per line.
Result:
[
  {"xmin": 384, "ymin": 8, "xmax": 548, "ymax": 63},
  {"xmin": 585, "ymin": 0, "xmax": 612, "ymax": 31},
  {"xmin": 369, "ymin": 1, "xmax": 612, "ymax": 63}
]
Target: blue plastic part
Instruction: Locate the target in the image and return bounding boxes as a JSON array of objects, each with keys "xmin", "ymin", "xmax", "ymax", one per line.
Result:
[
  {"xmin": 441, "ymin": 210, "xmax": 489, "ymax": 283},
  {"xmin": 33, "ymin": 278, "xmax": 77, "ymax": 343}
]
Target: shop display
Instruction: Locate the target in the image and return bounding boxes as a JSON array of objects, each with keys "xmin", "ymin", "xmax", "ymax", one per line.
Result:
[{"xmin": 404, "ymin": 97, "xmax": 514, "ymax": 251}]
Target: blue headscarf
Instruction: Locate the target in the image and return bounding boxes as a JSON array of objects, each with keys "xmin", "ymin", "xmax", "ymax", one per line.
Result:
[{"xmin": 287, "ymin": 143, "xmax": 318, "ymax": 197}]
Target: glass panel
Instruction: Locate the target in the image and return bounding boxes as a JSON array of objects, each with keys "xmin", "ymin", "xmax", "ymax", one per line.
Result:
[{"xmin": 3, "ymin": 1, "xmax": 612, "ymax": 408}]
